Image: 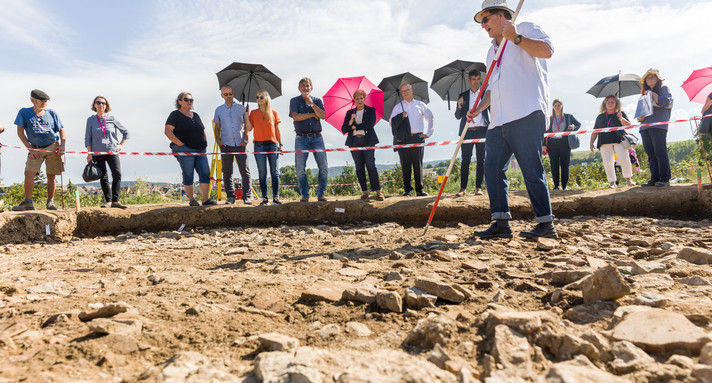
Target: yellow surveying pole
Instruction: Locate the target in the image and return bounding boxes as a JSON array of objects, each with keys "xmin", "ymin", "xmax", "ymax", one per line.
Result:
[{"xmin": 210, "ymin": 123, "xmax": 223, "ymax": 202}]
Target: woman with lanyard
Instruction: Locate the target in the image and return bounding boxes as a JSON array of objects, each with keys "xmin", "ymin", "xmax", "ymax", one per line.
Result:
[
  {"xmin": 544, "ymin": 98, "xmax": 581, "ymax": 190},
  {"xmin": 637, "ymin": 69, "xmax": 673, "ymax": 187},
  {"xmin": 589, "ymin": 95, "xmax": 635, "ymax": 188},
  {"xmin": 341, "ymin": 89, "xmax": 384, "ymax": 201},
  {"xmin": 85, "ymin": 95, "xmax": 129, "ymax": 208}
]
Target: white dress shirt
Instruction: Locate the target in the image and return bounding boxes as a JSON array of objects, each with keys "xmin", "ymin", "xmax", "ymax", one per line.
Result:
[
  {"xmin": 486, "ymin": 21, "xmax": 553, "ymax": 129},
  {"xmin": 467, "ymin": 89, "xmax": 487, "ymax": 127},
  {"xmin": 389, "ymin": 99, "xmax": 435, "ymax": 137}
]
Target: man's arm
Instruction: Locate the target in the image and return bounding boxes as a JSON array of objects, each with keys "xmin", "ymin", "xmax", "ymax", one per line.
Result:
[
  {"xmin": 503, "ymin": 22, "xmax": 553, "ymax": 59},
  {"xmin": 213, "ymin": 122, "xmax": 223, "ymax": 146},
  {"xmin": 291, "ymin": 112, "xmax": 318, "ymax": 122},
  {"xmin": 311, "ymin": 101, "xmax": 326, "ymax": 120}
]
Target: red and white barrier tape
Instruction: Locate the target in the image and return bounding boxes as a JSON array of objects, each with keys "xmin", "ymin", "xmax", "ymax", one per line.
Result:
[{"xmin": 2, "ymin": 114, "xmax": 708, "ymax": 156}]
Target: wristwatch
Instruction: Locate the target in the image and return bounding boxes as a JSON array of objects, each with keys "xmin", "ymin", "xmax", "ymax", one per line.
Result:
[{"xmin": 513, "ymin": 34, "xmax": 523, "ymax": 45}]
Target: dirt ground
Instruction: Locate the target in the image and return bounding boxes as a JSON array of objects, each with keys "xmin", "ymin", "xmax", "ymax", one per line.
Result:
[{"xmin": 1, "ymin": 186, "xmax": 711, "ymax": 382}]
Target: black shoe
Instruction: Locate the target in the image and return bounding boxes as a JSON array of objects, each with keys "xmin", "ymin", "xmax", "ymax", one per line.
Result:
[
  {"xmin": 553, "ymin": 186, "xmax": 559, "ymax": 190},
  {"xmin": 416, "ymin": 191, "xmax": 429, "ymax": 197},
  {"xmin": 402, "ymin": 191, "xmax": 412, "ymax": 197},
  {"xmin": 225, "ymin": 197, "xmax": 236, "ymax": 205},
  {"xmin": 473, "ymin": 221, "xmax": 513, "ymax": 239},
  {"xmin": 654, "ymin": 181, "xmax": 670, "ymax": 187},
  {"xmin": 272, "ymin": 197, "xmax": 282, "ymax": 205},
  {"xmin": 641, "ymin": 180, "xmax": 657, "ymax": 187},
  {"xmin": 520, "ymin": 222, "xmax": 558, "ymax": 239}
]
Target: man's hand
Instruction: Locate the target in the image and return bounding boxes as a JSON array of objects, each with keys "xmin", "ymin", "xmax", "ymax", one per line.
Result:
[
  {"xmin": 503, "ymin": 20, "xmax": 518, "ymax": 41},
  {"xmin": 87, "ymin": 154, "xmax": 93, "ymax": 163},
  {"xmin": 216, "ymin": 140, "xmax": 223, "ymax": 147},
  {"xmin": 402, "ymin": 112, "xmax": 408, "ymax": 119},
  {"xmin": 457, "ymin": 97, "xmax": 464, "ymax": 109},
  {"xmin": 467, "ymin": 110, "xmax": 480, "ymax": 120},
  {"xmin": 637, "ymin": 116, "xmax": 646, "ymax": 122},
  {"xmin": 28, "ymin": 148, "xmax": 41, "ymax": 159},
  {"xmin": 56, "ymin": 144, "xmax": 65, "ymax": 156},
  {"xmin": 418, "ymin": 133, "xmax": 428, "ymax": 139},
  {"xmin": 306, "ymin": 96, "xmax": 314, "ymax": 106},
  {"xmin": 590, "ymin": 144, "xmax": 595, "ymax": 153},
  {"xmin": 240, "ymin": 141, "xmax": 248, "ymax": 147}
]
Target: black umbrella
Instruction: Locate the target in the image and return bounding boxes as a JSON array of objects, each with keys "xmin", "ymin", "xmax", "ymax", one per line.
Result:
[
  {"xmin": 586, "ymin": 73, "xmax": 642, "ymax": 98},
  {"xmin": 430, "ymin": 60, "xmax": 487, "ymax": 110},
  {"xmin": 216, "ymin": 62, "xmax": 282, "ymax": 104},
  {"xmin": 378, "ymin": 72, "xmax": 429, "ymax": 121}
]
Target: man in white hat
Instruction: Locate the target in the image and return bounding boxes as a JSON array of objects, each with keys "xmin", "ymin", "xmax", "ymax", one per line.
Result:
[{"xmin": 469, "ymin": 0, "xmax": 557, "ymax": 239}]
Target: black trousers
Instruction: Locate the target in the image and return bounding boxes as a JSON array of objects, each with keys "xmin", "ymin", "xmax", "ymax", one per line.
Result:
[
  {"xmin": 221, "ymin": 145, "xmax": 251, "ymax": 199},
  {"xmin": 397, "ymin": 135, "xmax": 425, "ymax": 193},
  {"xmin": 547, "ymin": 138, "xmax": 571, "ymax": 189},
  {"xmin": 460, "ymin": 127, "xmax": 487, "ymax": 189},
  {"xmin": 94, "ymin": 155, "xmax": 122, "ymax": 202},
  {"xmin": 351, "ymin": 149, "xmax": 380, "ymax": 192}
]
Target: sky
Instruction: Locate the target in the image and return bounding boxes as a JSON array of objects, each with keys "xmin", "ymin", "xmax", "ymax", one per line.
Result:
[{"xmin": 0, "ymin": 0, "xmax": 711, "ymax": 186}]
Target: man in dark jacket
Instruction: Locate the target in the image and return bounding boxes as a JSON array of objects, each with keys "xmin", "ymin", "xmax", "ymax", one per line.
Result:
[{"xmin": 455, "ymin": 70, "xmax": 489, "ymax": 197}]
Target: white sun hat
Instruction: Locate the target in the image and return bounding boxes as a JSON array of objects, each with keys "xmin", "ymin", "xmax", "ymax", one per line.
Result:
[{"xmin": 474, "ymin": 0, "xmax": 515, "ymax": 23}]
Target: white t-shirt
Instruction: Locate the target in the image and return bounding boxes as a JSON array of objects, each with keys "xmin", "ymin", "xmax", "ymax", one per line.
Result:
[{"xmin": 486, "ymin": 21, "xmax": 553, "ymax": 128}]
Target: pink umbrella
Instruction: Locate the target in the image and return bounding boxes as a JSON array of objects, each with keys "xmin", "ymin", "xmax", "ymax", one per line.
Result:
[
  {"xmin": 682, "ymin": 66, "xmax": 712, "ymax": 104},
  {"xmin": 323, "ymin": 76, "xmax": 384, "ymax": 134}
]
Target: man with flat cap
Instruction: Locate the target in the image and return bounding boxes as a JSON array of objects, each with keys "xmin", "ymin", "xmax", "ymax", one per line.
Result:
[
  {"xmin": 469, "ymin": 0, "xmax": 557, "ymax": 239},
  {"xmin": 13, "ymin": 89, "xmax": 67, "ymax": 211}
]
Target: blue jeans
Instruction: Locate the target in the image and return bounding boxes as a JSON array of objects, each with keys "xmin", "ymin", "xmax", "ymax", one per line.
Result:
[
  {"xmin": 173, "ymin": 145, "xmax": 210, "ymax": 185},
  {"xmin": 295, "ymin": 135, "xmax": 328, "ymax": 197},
  {"xmin": 254, "ymin": 142, "xmax": 280, "ymax": 198},
  {"xmin": 640, "ymin": 128, "xmax": 670, "ymax": 182},
  {"xmin": 484, "ymin": 111, "xmax": 554, "ymax": 223}
]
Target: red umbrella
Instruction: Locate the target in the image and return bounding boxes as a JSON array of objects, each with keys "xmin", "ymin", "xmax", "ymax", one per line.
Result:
[
  {"xmin": 323, "ymin": 76, "xmax": 384, "ymax": 134},
  {"xmin": 682, "ymin": 66, "xmax": 712, "ymax": 104}
]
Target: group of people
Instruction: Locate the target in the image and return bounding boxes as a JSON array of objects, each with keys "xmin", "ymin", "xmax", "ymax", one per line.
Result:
[
  {"xmin": 5, "ymin": 0, "xmax": 695, "ymax": 242},
  {"xmin": 10, "ymin": 90, "xmax": 129, "ymax": 211}
]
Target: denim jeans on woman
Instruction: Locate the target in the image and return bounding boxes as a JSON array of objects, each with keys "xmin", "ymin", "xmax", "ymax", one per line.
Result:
[
  {"xmin": 640, "ymin": 128, "xmax": 670, "ymax": 182},
  {"xmin": 254, "ymin": 142, "xmax": 280, "ymax": 198},
  {"xmin": 484, "ymin": 111, "xmax": 554, "ymax": 223},
  {"xmin": 173, "ymin": 144, "xmax": 210, "ymax": 185},
  {"xmin": 294, "ymin": 135, "xmax": 328, "ymax": 197}
]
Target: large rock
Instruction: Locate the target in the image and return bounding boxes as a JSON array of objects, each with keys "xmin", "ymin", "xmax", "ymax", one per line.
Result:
[
  {"xmin": 88, "ymin": 318, "xmax": 142, "ymax": 336},
  {"xmin": 414, "ymin": 278, "xmax": 465, "ymax": 303},
  {"xmin": 405, "ymin": 287, "xmax": 437, "ymax": 309},
  {"xmin": 79, "ymin": 302, "xmax": 136, "ymax": 321},
  {"xmin": 139, "ymin": 351, "xmax": 239, "ymax": 382},
  {"xmin": 486, "ymin": 310, "xmax": 553, "ymax": 336},
  {"xmin": 534, "ymin": 323, "xmax": 599, "ymax": 362},
  {"xmin": 253, "ymin": 347, "xmax": 457, "ymax": 383},
  {"xmin": 701, "ymin": 342, "xmax": 712, "ymax": 365},
  {"xmin": 300, "ymin": 281, "xmax": 349, "ymax": 303},
  {"xmin": 579, "ymin": 265, "xmax": 631, "ymax": 304},
  {"xmin": 402, "ymin": 314, "xmax": 458, "ymax": 350},
  {"xmin": 491, "ymin": 324, "xmax": 535, "ymax": 380},
  {"xmin": 258, "ymin": 333, "xmax": 299, "ymax": 352},
  {"xmin": 677, "ymin": 247, "xmax": 712, "ymax": 265},
  {"xmin": 376, "ymin": 291, "xmax": 403, "ymax": 313},
  {"xmin": 541, "ymin": 356, "xmax": 630, "ymax": 383},
  {"xmin": 612, "ymin": 307, "xmax": 712, "ymax": 354},
  {"xmin": 610, "ymin": 341, "xmax": 655, "ymax": 374},
  {"xmin": 341, "ymin": 286, "xmax": 381, "ymax": 304},
  {"xmin": 550, "ymin": 270, "xmax": 592, "ymax": 285}
]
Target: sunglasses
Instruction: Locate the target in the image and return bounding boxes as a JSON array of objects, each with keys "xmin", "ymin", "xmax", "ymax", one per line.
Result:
[
  {"xmin": 94, "ymin": 101, "xmax": 106, "ymax": 105},
  {"xmin": 481, "ymin": 13, "xmax": 497, "ymax": 24},
  {"xmin": 183, "ymin": 98, "xmax": 194, "ymax": 102},
  {"xmin": 256, "ymin": 96, "xmax": 265, "ymax": 100},
  {"xmin": 223, "ymin": 92, "xmax": 233, "ymax": 96}
]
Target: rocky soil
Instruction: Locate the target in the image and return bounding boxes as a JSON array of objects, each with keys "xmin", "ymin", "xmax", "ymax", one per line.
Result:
[{"xmin": 1, "ymin": 188, "xmax": 712, "ymax": 382}]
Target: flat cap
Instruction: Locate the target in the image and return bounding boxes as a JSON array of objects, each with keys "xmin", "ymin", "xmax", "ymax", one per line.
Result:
[{"xmin": 30, "ymin": 89, "xmax": 50, "ymax": 101}]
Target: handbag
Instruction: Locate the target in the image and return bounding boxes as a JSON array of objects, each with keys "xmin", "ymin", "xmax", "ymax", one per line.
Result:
[
  {"xmin": 567, "ymin": 135, "xmax": 580, "ymax": 149},
  {"xmin": 620, "ymin": 132, "xmax": 639, "ymax": 149},
  {"xmin": 82, "ymin": 160, "xmax": 103, "ymax": 182}
]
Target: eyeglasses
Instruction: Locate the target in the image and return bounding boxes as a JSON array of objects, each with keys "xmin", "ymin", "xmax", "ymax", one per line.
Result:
[
  {"xmin": 183, "ymin": 98, "xmax": 194, "ymax": 102},
  {"xmin": 222, "ymin": 92, "xmax": 233, "ymax": 96},
  {"xmin": 256, "ymin": 96, "xmax": 265, "ymax": 100},
  {"xmin": 94, "ymin": 101, "xmax": 106, "ymax": 105}
]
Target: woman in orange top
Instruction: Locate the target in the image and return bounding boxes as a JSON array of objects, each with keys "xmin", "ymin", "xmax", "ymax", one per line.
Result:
[{"xmin": 246, "ymin": 90, "xmax": 283, "ymax": 205}]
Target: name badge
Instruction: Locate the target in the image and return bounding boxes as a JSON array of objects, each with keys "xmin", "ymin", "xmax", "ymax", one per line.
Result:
[{"xmin": 102, "ymin": 138, "xmax": 110, "ymax": 145}]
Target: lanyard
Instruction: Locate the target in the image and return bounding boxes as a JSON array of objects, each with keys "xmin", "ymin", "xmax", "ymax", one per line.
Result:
[
  {"xmin": 96, "ymin": 115, "xmax": 107, "ymax": 136},
  {"xmin": 554, "ymin": 115, "xmax": 563, "ymax": 131},
  {"xmin": 605, "ymin": 113, "xmax": 618, "ymax": 127}
]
